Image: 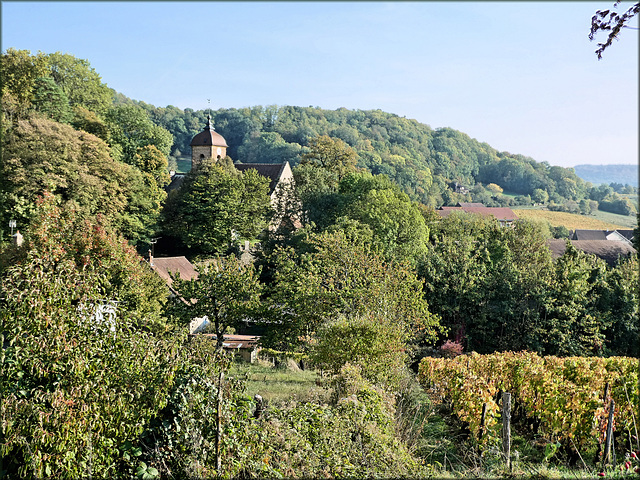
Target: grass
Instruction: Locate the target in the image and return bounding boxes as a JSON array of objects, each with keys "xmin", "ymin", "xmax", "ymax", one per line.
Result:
[
  {"xmin": 224, "ymin": 360, "xmax": 619, "ymax": 478},
  {"xmin": 513, "ymin": 208, "xmax": 636, "ymax": 230},
  {"xmin": 228, "ymin": 358, "xmax": 330, "ymax": 405}
]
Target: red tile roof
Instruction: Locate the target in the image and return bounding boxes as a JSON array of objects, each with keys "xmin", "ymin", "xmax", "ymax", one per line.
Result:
[
  {"xmin": 150, "ymin": 256, "xmax": 198, "ymax": 287},
  {"xmin": 438, "ymin": 205, "xmax": 518, "ymax": 221}
]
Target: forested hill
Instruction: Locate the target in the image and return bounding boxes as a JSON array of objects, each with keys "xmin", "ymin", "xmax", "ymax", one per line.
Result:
[
  {"xmin": 117, "ymin": 95, "xmax": 598, "ymax": 209},
  {"xmin": 573, "ymin": 164, "xmax": 639, "ymax": 188}
]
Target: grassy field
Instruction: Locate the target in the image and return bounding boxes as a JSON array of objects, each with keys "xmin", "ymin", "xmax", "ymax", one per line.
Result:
[
  {"xmin": 226, "ymin": 360, "xmax": 612, "ymax": 479},
  {"xmin": 513, "ymin": 208, "xmax": 636, "ymax": 230},
  {"xmin": 228, "ymin": 359, "xmax": 330, "ymax": 404}
]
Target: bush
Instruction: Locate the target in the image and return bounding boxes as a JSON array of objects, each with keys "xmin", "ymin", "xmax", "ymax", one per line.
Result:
[{"xmin": 310, "ymin": 313, "xmax": 409, "ymax": 390}]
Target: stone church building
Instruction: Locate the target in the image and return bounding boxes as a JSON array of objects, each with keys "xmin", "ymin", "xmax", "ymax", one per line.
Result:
[{"xmin": 188, "ymin": 115, "xmax": 294, "ymax": 203}]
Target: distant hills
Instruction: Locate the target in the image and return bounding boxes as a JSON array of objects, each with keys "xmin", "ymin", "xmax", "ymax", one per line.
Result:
[{"xmin": 573, "ymin": 164, "xmax": 638, "ymax": 187}]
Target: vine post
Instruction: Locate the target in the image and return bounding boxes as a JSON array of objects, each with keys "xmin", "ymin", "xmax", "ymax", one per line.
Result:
[
  {"xmin": 502, "ymin": 392, "xmax": 512, "ymax": 470},
  {"xmin": 603, "ymin": 399, "xmax": 615, "ymax": 467},
  {"xmin": 216, "ymin": 369, "xmax": 224, "ymax": 473}
]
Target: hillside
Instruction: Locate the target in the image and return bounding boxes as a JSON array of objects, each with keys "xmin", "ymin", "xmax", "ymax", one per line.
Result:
[
  {"xmin": 574, "ymin": 164, "xmax": 638, "ymax": 187},
  {"xmin": 126, "ymin": 99, "xmax": 607, "ymax": 211}
]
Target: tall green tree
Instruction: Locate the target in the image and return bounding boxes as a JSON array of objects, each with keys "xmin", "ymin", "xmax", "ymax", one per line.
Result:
[
  {"xmin": 105, "ymin": 104, "xmax": 173, "ymax": 164},
  {"xmin": 31, "ymin": 76, "xmax": 72, "ymax": 123},
  {"xmin": 169, "ymin": 255, "xmax": 262, "ymax": 349},
  {"xmin": 540, "ymin": 243, "xmax": 610, "ymax": 356},
  {"xmin": 45, "ymin": 51, "xmax": 113, "ymax": 114},
  {"xmin": 260, "ymin": 231, "xmax": 441, "ymax": 353},
  {"xmin": 300, "ymin": 134, "xmax": 359, "ymax": 180},
  {"xmin": 162, "ymin": 159, "xmax": 272, "ymax": 255},
  {"xmin": 0, "ymin": 48, "xmax": 48, "ymax": 119}
]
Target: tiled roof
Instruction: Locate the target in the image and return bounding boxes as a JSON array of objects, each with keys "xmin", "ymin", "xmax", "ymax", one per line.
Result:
[
  {"xmin": 190, "ymin": 115, "xmax": 228, "ymax": 147},
  {"xmin": 571, "ymin": 229, "xmax": 608, "ymax": 240},
  {"xmin": 438, "ymin": 205, "xmax": 518, "ymax": 221},
  {"xmin": 234, "ymin": 162, "xmax": 288, "ymax": 193},
  {"xmin": 457, "ymin": 202, "xmax": 485, "ymax": 208},
  {"xmin": 151, "ymin": 256, "xmax": 198, "ymax": 287},
  {"xmin": 546, "ymin": 239, "xmax": 636, "ymax": 266}
]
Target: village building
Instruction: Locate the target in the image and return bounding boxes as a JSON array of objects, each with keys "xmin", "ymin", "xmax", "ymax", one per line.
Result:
[
  {"xmin": 546, "ymin": 239, "xmax": 636, "ymax": 267},
  {"xmin": 185, "ymin": 115, "xmax": 294, "ymax": 204},
  {"xmin": 436, "ymin": 202, "xmax": 519, "ymax": 227}
]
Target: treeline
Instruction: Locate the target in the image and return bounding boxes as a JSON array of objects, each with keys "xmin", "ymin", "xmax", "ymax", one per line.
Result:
[{"xmin": 126, "ymin": 97, "xmax": 637, "ymax": 215}]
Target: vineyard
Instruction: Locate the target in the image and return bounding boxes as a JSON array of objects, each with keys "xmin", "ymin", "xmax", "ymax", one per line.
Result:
[{"xmin": 418, "ymin": 352, "xmax": 639, "ymax": 468}]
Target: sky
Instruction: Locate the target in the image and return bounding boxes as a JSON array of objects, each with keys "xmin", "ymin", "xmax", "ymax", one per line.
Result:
[{"xmin": 2, "ymin": 1, "xmax": 638, "ymax": 169}]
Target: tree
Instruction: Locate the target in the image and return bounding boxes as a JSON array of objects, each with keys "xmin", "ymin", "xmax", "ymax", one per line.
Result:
[
  {"xmin": 310, "ymin": 313, "xmax": 409, "ymax": 389},
  {"xmin": 105, "ymin": 104, "xmax": 173, "ymax": 164},
  {"xmin": 162, "ymin": 159, "xmax": 272, "ymax": 255},
  {"xmin": 540, "ymin": 243, "xmax": 610, "ymax": 356},
  {"xmin": 300, "ymin": 134, "xmax": 359, "ymax": 179},
  {"xmin": 589, "ymin": 2, "xmax": 640, "ymax": 59},
  {"xmin": 531, "ymin": 188, "xmax": 549, "ymax": 204},
  {"xmin": 260, "ymin": 231, "xmax": 441, "ymax": 354},
  {"xmin": 334, "ymin": 172, "xmax": 430, "ymax": 263},
  {"xmin": 486, "ymin": 183, "xmax": 504, "ymax": 195},
  {"xmin": 32, "ymin": 76, "xmax": 72, "ymax": 123},
  {"xmin": 0, "ymin": 113, "xmax": 166, "ymax": 246},
  {"xmin": 0, "ymin": 194, "xmax": 178, "ymax": 477},
  {"xmin": 420, "ymin": 214, "xmax": 554, "ymax": 353},
  {"xmin": 133, "ymin": 144, "xmax": 170, "ymax": 188},
  {"xmin": 0, "ymin": 48, "xmax": 48, "ymax": 117},
  {"xmin": 46, "ymin": 51, "xmax": 113, "ymax": 114},
  {"xmin": 169, "ymin": 255, "xmax": 262, "ymax": 349}
]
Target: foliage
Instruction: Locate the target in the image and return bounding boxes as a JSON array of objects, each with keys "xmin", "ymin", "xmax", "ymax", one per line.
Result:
[
  {"xmin": 541, "ymin": 243, "xmax": 611, "ymax": 356},
  {"xmin": 589, "ymin": 1, "xmax": 640, "ymax": 59},
  {"xmin": 259, "ymin": 231, "xmax": 441, "ymax": 354},
  {"xmin": 300, "ymin": 134, "xmax": 359, "ymax": 179},
  {"xmin": 162, "ymin": 159, "xmax": 272, "ymax": 255},
  {"xmin": 141, "ymin": 354, "xmax": 425, "ymax": 478},
  {"xmin": 0, "ymin": 113, "xmax": 165, "ymax": 246},
  {"xmin": 168, "ymin": 255, "xmax": 262, "ymax": 348},
  {"xmin": 133, "ymin": 144, "xmax": 171, "ymax": 189},
  {"xmin": 310, "ymin": 313, "xmax": 410, "ymax": 389},
  {"xmin": 0, "ymin": 194, "xmax": 179, "ymax": 478},
  {"xmin": 419, "ymin": 352, "xmax": 639, "ymax": 461},
  {"xmin": 45, "ymin": 51, "xmax": 113, "ymax": 114},
  {"xmin": 32, "ymin": 76, "xmax": 72, "ymax": 124},
  {"xmin": 599, "ymin": 195, "xmax": 637, "ymax": 216},
  {"xmin": 420, "ymin": 214, "xmax": 554, "ymax": 354},
  {"xmin": 294, "ymin": 169, "xmax": 431, "ymax": 264},
  {"xmin": 105, "ymin": 104, "xmax": 173, "ymax": 165},
  {"xmin": 0, "ymin": 48, "xmax": 48, "ymax": 117}
]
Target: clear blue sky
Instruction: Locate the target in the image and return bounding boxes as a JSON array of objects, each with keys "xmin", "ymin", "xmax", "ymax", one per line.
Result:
[{"xmin": 2, "ymin": 1, "xmax": 638, "ymax": 168}]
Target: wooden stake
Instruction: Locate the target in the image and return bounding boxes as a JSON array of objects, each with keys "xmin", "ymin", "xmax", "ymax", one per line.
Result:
[
  {"xmin": 216, "ymin": 370, "xmax": 224, "ymax": 473},
  {"xmin": 502, "ymin": 392, "xmax": 512, "ymax": 470},
  {"xmin": 479, "ymin": 402, "xmax": 487, "ymax": 441},
  {"xmin": 603, "ymin": 399, "xmax": 615, "ymax": 466}
]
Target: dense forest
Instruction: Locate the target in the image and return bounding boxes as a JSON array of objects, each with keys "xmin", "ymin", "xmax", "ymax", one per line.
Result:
[
  {"xmin": 1, "ymin": 49, "xmax": 638, "ymax": 478},
  {"xmin": 124, "ymin": 96, "xmax": 638, "ymax": 216}
]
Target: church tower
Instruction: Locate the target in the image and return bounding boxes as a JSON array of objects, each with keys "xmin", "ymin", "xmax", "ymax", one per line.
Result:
[{"xmin": 190, "ymin": 115, "xmax": 228, "ymax": 167}]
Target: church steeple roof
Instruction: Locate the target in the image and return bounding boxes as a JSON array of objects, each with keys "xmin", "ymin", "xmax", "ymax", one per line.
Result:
[{"xmin": 190, "ymin": 115, "xmax": 228, "ymax": 147}]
